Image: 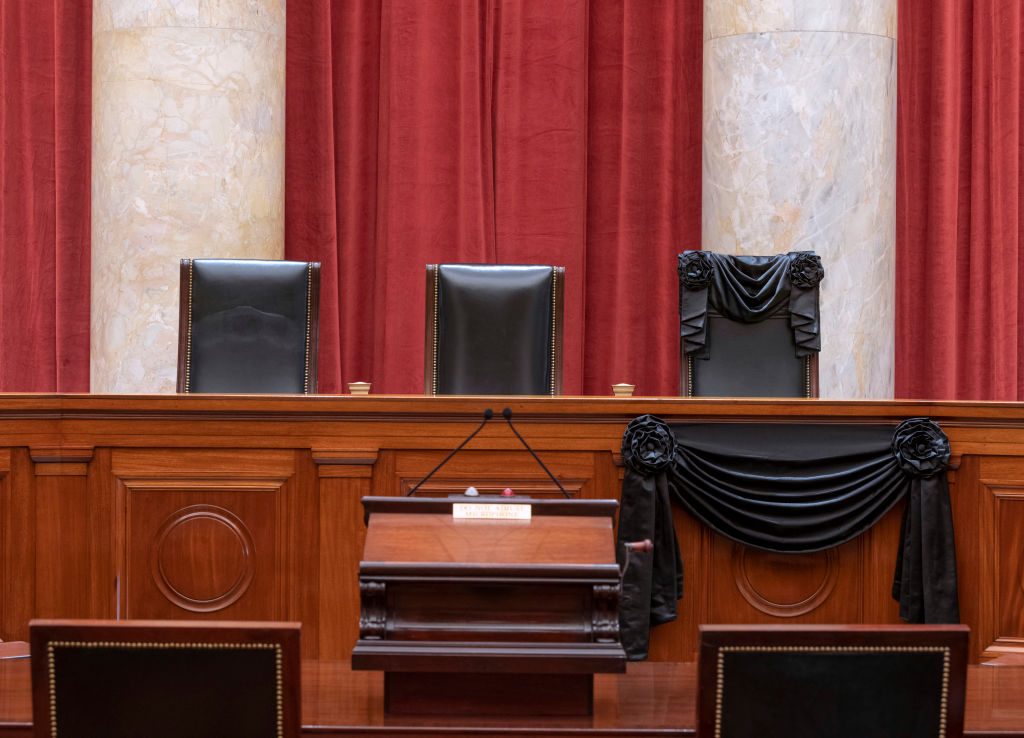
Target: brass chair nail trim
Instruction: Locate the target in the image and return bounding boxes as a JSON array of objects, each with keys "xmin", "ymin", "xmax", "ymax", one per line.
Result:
[
  {"xmin": 46, "ymin": 640, "xmax": 285, "ymax": 738},
  {"xmin": 713, "ymin": 645, "xmax": 952, "ymax": 738}
]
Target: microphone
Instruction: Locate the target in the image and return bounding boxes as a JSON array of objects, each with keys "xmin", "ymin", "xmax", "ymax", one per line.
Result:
[
  {"xmin": 406, "ymin": 408, "xmax": 494, "ymax": 496},
  {"xmin": 501, "ymin": 407, "xmax": 571, "ymax": 499}
]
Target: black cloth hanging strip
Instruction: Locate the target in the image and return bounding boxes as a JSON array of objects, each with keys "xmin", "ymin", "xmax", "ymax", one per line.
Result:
[{"xmin": 616, "ymin": 415, "xmax": 960, "ymax": 660}]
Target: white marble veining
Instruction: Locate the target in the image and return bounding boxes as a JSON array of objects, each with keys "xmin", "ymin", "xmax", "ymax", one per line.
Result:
[
  {"xmin": 91, "ymin": 0, "xmax": 284, "ymax": 393},
  {"xmin": 703, "ymin": 1, "xmax": 896, "ymax": 399},
  {"xmin": 705, "ymin": 0, "xmax": 895, "ymax": 40}
]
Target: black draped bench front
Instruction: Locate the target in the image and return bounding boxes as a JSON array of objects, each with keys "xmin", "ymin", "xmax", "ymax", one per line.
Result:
[{"xmin": 616, "ymin": 416, "xmax": 960, "ymax": 659}]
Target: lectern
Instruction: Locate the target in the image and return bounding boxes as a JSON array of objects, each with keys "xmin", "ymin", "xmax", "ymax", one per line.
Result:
[{"xmin": 351, "ymin": 496, "xmax": 627, "ymax": 716}]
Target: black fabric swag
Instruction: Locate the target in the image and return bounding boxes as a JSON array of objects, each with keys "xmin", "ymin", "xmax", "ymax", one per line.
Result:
[
  {"xmin": 617, "ymin": 416, "xmax": 959, "ymax": 660},
  {"xmin": 679, "ymin": 251, "xmax": 823, "ymax": 359}
]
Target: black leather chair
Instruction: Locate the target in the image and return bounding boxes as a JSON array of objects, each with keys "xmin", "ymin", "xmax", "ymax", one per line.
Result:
[
  {"xmin": 425, "ymin": 264, "xmax": 564, "ymax": 395},
  {"xmin": 698, "ymin": 625, "xmax": 969, "ymax": 738},
  {"xmin": 679, "ymin": 251, "xmax": 823, "ymax": 397},
  {"xmin": 30, "ymin": 619, "xmax": 301, "ymax": 738},
  {"xmin": 177, "ymin": 259, "xmax": 320, "ymax": 393}
]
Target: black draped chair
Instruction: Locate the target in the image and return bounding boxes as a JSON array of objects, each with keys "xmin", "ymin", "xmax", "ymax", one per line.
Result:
[
  {"xmin": 678, "ymin": 251, "xmax": 823, "ymax": 397},
  {"xmin": 425, "ymin": 264, "xmax": 564, "ymax": 395},
  {"xmin": 177, "ymin": 259, "xmax": 320, "ymax": 394},
  {"xmin": 30, "ymin": 619, "xmax": 301, "ymax": 738},
  {"xmin": 698, "ymin": 625, "xmax": 968, "ymax": 738}
]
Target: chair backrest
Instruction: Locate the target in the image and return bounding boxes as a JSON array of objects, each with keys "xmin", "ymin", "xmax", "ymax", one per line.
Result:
[
  {"xmin": 177, "ymin": 259, "xmax": 320, "ymax": 394},
  {"xmin": 30, "ymin": 619, "xmax": 301, "ymax": 738},
  {"xmin": 679, "ymin": 251, "xmax": 822, "ymax": 398},
  {"xmin": 684, "ymin": 314, "xmax": 818, "ymax": 397},
  {"xmin": 425, "ymin": 264, "xmax": 564, "ymax": 395},
  {"xmin": 698, "ymin": 625, "xmax": 969, "ymax": 738}
]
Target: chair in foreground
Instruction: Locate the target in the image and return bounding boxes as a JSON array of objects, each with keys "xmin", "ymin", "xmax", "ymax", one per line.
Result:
[
  {"xmin": 425, "ymin": 264, "xmax": 564, "ymax": 395},
  {"xmin": 698, "ymin": 624, "xmax": 969, "ymax": 738},
  {"xmin": 30, "ymin": 619, "xmax": 301, "ymax": 738},
  {"xmin": 678, "ymin": 251, "xmax": 823, "ymax": 397},
  {"xmin": 177, "ymin": 258, "xmax": 320, "ymax": 393}
]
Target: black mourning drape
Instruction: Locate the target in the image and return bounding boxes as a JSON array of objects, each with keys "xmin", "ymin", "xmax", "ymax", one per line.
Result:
[
  {"xmin": 617, "ymin": 415, "xmax": 959, "ymax": 660},
  {"xmin": 678, "ymin": 251, "xmax": 823, "ymax": 359}
]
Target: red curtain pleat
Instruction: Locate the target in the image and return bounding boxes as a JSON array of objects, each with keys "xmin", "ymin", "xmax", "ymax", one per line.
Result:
[
  {"xmin": 585, "ymin": 1, "xmax": 701, "ymax": 396},
  {"xmin": 3, "ymin": 0, "xmax": 1021, "ymax": 399},
  {"xmin": 897, "ymin": 0, "xmax": 1024, "ymax": 400},
  {"xmin": 286, "ymin": 0, "xmax": 702, "ymax": 395},
  {"xmin": 0, "ymin": 0, "xmax": 91, "ymax": 392}
]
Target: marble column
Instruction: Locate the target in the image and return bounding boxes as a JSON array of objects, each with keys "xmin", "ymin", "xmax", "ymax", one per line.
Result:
[
  {"xmin": 91, "ymin": 1, "xmax": 285, "ymax": 393},
  {"xmin": 703, "ymin": 1, "xmax": 896, "ymax": 398}
]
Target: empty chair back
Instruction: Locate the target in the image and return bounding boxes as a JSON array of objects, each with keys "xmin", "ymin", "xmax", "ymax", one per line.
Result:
[
  {"xmin": 30, "ymin": 619, "xmax": 301, "ymax": 738},
  {"xmin": 178, "ymin": 259, "xmax": 320, "ymax": 394},
  {"xmin": 425, "ymin": 264, "xmax": 564, "ymax": 395},
  {"xmin": 698, "ymin": 625, "xmax": 969, "ymax": 738}
]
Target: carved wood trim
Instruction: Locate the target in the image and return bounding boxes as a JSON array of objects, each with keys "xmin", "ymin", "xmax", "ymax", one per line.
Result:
[
  {"xmin": 30, "ymin": 445, "xmax": 93, "ymax": 477},
  {"xmin": 731, "ymin": 544, "xmax": 840, "ymax": 618},
  {"xmin": 11, "ymin": 394, "xmax": 1024, "ymax": 429},
  {"xmin": 980, "ymin": 482, "xmax": 1024, "ymax": 659},
  {"xmin": 312, "ymin": 449, "xmax": 378, "ymax": 478},
  {"xmin": 359, "ymin": 581, "xmax": 387, "ymax": 640},
  {"xmin": 150, "ymin": 504, "xmax": 256, "ymax": 613},
  {"xmin": 592, "ymin": 584, "xmax": 620, "ymax": 643}
]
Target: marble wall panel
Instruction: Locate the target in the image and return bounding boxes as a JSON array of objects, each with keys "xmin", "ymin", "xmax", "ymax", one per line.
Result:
[
  {"xmin": 703, "ymin": 28, "xmax": 896, "ymax": 399},
  {"xmin": 91, "ymin": 1, "xmax": 284, "ymax": 393}
]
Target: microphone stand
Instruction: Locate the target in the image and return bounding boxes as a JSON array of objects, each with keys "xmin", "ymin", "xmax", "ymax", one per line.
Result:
[
  {"xmin": 501, "ymin": 407, "xmax": 571, "ymax": 499},
  {"xmin": 406, "ymin": 408, "xmax": 493, "ymax": 496}
]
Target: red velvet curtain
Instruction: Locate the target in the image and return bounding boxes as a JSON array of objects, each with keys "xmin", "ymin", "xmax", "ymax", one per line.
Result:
[
  {"xmin": 286, "ymin": 0, "xmax": 701, "ymax": 395},
  {"xmin": 0, "ymin": 0, "xmax": 91, "ymax": 392},
  {"xmin": 897, "ymin": 0, "xmax": 1024, "ymax": 400}
]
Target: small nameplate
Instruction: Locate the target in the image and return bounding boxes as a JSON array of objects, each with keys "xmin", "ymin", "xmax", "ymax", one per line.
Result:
[{"xmin": 453, "ymin": 503, "xmax": 532, "ymax": 521}]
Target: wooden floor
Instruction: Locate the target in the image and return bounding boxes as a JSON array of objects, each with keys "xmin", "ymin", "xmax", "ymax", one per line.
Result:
[{"xmin": 2, "ymin": 642, "xmax": 1023, "ymax": 737}]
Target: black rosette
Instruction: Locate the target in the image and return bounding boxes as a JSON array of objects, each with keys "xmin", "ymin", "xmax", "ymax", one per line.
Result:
[
  {"xmin": 678, "ymin": 251, "xmax": 715, "ymax": 290},
  {"xmin": 789, "ymin": 253, "xmax": 824, "ymax": 289},
  {"xmin": 622, "ymin": 415, "xmax": 676, "ymax": 475},
  {"xmin": 892, "ymin": 418, "xmax": 951, "ymax": 478}
]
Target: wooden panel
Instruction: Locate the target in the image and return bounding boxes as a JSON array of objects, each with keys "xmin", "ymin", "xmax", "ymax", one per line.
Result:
[
  {"xmin": 386, "ymin": 582, "xmax": 593, "ymax": 642},
  {"xmin": 122, "ymin": 480, "xmax": 284, "ymax": 620},
  {"xmin": 1, "ymin": 450, "xmax": 33, "ymax": 643},
  {"xmin": 0, "ymin": 450, "xmax": 12, "ymax": 640},
  {"xmin": 288, "ymin": 451, "xmax": 321, "ymax": 659},
  {"xmin": 113, "ymin": 449, "xmax": 295, "ymax": 625},
  {"xmin": 362, "ymin": 514, "xmax": 615, "ymax": 566},
  {"xmin": 707, "ymin": 538, "xmax": 862, "ymax": 623},
  {"xmin": 996, "ymin": 490, "xmax": 1024, "ymax": 641},
  {"xmin": 5, "ymin": 395, "xmax": 1024, "ymax": 662},
  {"xmin": 973, "ymin": 457, "xmax": 1024, "ymax": 660},
  {"xmin": 858, "ymin": 499, "xmax": 906, "ymax": 625},
  {"xmin": 391, "ymin": 450, "xmax": 601, "ymax": 499},
  {"xmin": 953, "ymin": 456, "xmax": 986, "ymax": 660},
  {"xmin": 319, "ymin": 474, "xmax": 372, "ymax": 660},
  {"xmin": 34, "ymin": 474, "xmax": 98, "ymax": 617}
]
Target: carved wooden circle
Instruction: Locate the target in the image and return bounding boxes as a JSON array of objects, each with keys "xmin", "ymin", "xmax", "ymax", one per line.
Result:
[
  {"xmin": 151, "ymin": 504, "xmax": 255, "ymax": 613},
  {"xmin": 732, "ymin": 544, "xmax": 838, "ymax": 618}
]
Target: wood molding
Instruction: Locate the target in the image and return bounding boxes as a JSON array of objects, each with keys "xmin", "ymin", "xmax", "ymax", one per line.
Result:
[
  {"xmin": 312, "ymin": 449, "xmax": 378, "ymax": 478},
  {"xmin": 29, "ymin": 446, "xmax": 93, "ymax": 477}
]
